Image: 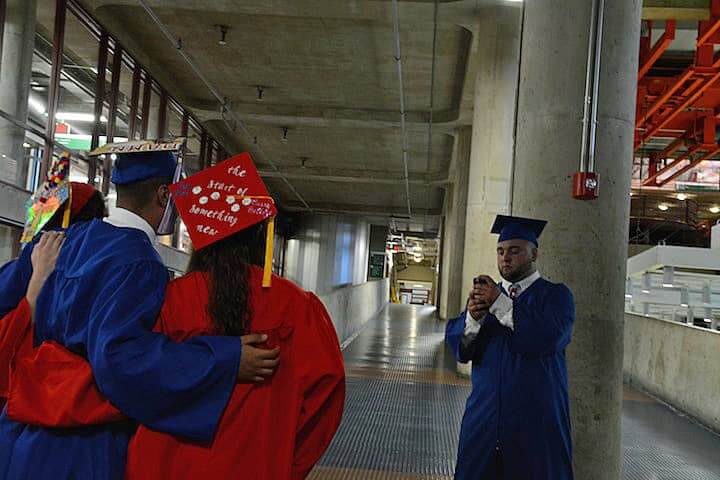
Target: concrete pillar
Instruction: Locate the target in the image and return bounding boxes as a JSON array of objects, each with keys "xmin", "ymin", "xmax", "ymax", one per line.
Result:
[
  {"xmin": 0, "ymin": 0, "xmax": 37, "ymax": 187},
  {"xmin": 439, "ymin": 126, "xmax": 471, "ymax": 320},
  {"xmin": 512, "ymin": 1, "xmax": 641, "ymax": 479},
  {"xmin": 461, "ymin": 6, "xmax": 522, "ymax": 303}
]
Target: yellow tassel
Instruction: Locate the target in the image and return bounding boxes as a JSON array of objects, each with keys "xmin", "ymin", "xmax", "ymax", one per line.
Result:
[
  {"xmin": 61, "ymin": 186, "xmax": 72, "ymax": 229},
  {"xmin": 262, "ymin": 216, "xmax": 275, "ymax": 288}
]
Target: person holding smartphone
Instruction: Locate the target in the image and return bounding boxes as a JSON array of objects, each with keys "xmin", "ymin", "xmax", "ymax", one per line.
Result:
[{"xmin": 445, "ymin": 215, "xmax": 576, "ymax": 480}]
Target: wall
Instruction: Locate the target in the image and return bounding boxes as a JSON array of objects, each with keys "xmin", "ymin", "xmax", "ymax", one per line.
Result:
[
  {"xmin": 396, "ymin": 264, "xmax": 435, "ymax": 283},
  {"xmin": 624, "ymin": 313, "xmax": 720, "ymax": 433},
  {"xmin": 319, "ymin": 278, "xmax": 389, "ymax": 345},
  {"xmin": 284, "ymin": 214, "xmax": 370, "ymax": 295}
]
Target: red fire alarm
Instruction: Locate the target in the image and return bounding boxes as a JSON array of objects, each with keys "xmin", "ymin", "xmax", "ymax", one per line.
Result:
[{"xmin": 572, "ymin": 172, "xmax": 599, "ymax": 200}]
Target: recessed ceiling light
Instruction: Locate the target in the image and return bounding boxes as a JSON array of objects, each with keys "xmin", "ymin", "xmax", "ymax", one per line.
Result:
[
  {"xmin": 677, "ymin": 193, "xmax": 687, "ymax": 201},
  {"xmin": 658, "ymin": 204, "xmax": 669, "ymax": 211},
  {"xmin": 710, "ymin": 206, "xmax": 720, "ymax": 214}
]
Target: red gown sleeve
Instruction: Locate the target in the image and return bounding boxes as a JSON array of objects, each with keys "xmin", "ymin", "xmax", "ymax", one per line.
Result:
[
  {"xmin": 7, "ymin": 339, "xmax": 125, "ymax": 427},
  {"xmin": 291, "ymin": 293, "xmax": 346, "ymax": 479},
  {"xmin": 0, "ymin": 298, "xmax": 33, "ymax": 402}
]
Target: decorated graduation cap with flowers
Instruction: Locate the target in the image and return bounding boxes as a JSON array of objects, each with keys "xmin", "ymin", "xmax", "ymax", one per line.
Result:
[
  {"xmin": 170, "ymin": 152, "xmax": 278, "ymax": 287},
  {"xmin": 21, "ymin": 152, "xmax": 72, "ymax": 244}
]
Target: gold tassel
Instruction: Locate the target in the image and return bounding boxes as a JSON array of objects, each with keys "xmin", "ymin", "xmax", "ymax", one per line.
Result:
[
  {"xmin": 61, "ymin": 185, "xmax": 72, "ymax": 229},
  {"xmin": 262, "ymin": 216, "xmax": 275, "ymax": 288}
]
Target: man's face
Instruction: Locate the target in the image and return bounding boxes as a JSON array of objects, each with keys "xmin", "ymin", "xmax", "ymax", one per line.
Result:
[{"xmin": 496, "ymin": 239, "xmax": 537, "ymax": 282}]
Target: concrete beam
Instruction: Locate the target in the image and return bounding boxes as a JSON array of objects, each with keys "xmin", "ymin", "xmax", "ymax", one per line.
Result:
[
  {"xmin": 282, "ymin": 201, "xmax": 442, "ymax": 218},
  {"xmin": 190, "ymin": 101, "xmax": 464, "ymax": 132},
  {"xmin": 258, "ymin": 169, "xmax": 448, "ymax": 186}
]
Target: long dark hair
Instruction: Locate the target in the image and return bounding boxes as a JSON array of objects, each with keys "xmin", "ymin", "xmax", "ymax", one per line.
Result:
[{"xmin": 187, "ymin": 222, "xmax": 266, "ymax": 336}]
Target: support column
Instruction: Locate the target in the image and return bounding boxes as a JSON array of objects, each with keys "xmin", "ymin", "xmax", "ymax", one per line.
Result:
[
  {"xmin": 513, "ymin": 1, "xmax": 641, "ymax": 479},
  {"xmin": 439, "ymin": 126, "xmax": 471, "ymax": 320},
  {"xmin": 461, "ymin": 6, "xmax": 522, "ymax": 304},
  {"xmin": 0, "ymin": 0, "xmax": 37, "ymax": 187}
]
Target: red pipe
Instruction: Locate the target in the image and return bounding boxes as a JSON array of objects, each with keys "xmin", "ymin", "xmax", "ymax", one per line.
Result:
[
  {"xmin": 656, "ymin": 147, "xmax": 720, "ymax": 186},
  {"xmin": 642, "ymin": 145, "xmax": 703, "ymax": 186}
]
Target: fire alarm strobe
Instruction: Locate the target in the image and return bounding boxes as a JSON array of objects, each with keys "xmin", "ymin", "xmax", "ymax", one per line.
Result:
[{"xmin": 572, "ymin": 172, "xmax": 599, "ymax": 200}]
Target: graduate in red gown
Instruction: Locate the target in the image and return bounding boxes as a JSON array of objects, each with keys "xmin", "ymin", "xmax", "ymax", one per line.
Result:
[
  {"xmin": 0, "ymin": 181, "xmax": 106, "ymax": 409},
  {"xmin": 4, "ymin": 153, "xmax": 346, "ymax": 479}
]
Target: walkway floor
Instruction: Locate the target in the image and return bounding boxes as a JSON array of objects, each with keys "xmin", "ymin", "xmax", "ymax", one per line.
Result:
[{"xmin": 308, "ymin": 304, "xmax": 720, "ymax": 480}]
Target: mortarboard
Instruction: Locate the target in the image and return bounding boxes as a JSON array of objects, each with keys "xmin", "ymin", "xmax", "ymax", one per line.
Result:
[
  {"xmin": 90, "ymin": 139, "xmax": 184, "ymax": 185},
  {"xmin": 491, "ymin": 215, "xmax": 548, "ymax": 247},
  {"xmin": 21, "ymin": 152, "xmax": 72, "ymax": 244},
  {"xmin": 170, "ymin": 152, "xmax": 278, "ymax": 287}
]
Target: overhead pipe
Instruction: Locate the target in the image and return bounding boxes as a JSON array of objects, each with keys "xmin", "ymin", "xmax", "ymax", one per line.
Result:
[
  {"xmin": 137, "ymin": 0, "xmax": 311, "ymax": 211},
  {"xmin": 391, "ymin": 0, "xmax": 413, "ymax": 218},
  {"xmin": 423, "ymin": 0, "xmax": 439, "ymax": 233},
  {"xmin": 573, "ymin": 0, "xmax": 604, "ymax": 200}
]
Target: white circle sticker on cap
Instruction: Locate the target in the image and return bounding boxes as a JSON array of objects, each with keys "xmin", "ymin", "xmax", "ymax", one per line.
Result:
[
  {"xmin": 242, "ymin": 198, "xmax": 252, "ymax": 206},
  {"xmin": 210, "ymin": 192, "xmax": 220, "ymax": 200},
  {"xmin": 192, "ymin": 186, "xmax": 202, "ymax": 195},
  {"xmin": 226, "ymin": 196, "xmax": 235, "ymax": 204},
  {"xmin": 199, "ymin": 196, "xmax": 208, "ymax": 205},
  {"xmin": 231, "ymin": 204, "xmax": 240, "ymax": 212}
]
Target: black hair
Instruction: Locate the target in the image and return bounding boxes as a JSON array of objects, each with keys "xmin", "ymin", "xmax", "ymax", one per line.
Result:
[
  {"xmin": 187, "ymin": 222, "xmax": 266, "ymax": 336},
  {"xmin": 116, "ymin": 176, "xmax": 173, "ymax": 211}
]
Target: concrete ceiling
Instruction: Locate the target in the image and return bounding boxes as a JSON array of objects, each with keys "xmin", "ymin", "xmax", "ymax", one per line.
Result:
[
  {"xmin": 62, "ymin": 0, "xmax": 492, "ymax": 235},
  {"xmin": 42, "ymin": 0, "xmax": 716, "ymax": 235}
]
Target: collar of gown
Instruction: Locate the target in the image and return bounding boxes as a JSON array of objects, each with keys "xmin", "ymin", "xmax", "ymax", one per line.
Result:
[
  {"xmin": 501, "ymin": 270, "xmax": 541, "ymax": 294},
  {"xmin": 103, "ymin": 207, "xmax": 157, "ymax": 244}
]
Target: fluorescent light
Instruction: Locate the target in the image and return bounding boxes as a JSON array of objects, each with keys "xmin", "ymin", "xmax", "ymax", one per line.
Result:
[
  {"xmin": 677, "ymin": 193, "xmax": 687, "ymax": 201},
  {"xmin": 625, "ymin": 294, "xmax": 633, "ymax": 299},
  {"xmin": 658, "ymin": 204, "xmax": 669, "ymax": 211},
  {"xmin": 662, "ymin": 283, "xmax": 673, "ymax": 288},
  {"xmin": 55, "ymin": 112, "xmax": 95, "ymax": 122},
  {"xmin": 710, "ymin": 206, "xmax": 720, "ymax": 214},
  {"xmin": 680, "ymin": 303, "xmax": 688, "ymax": 307},
  {"xmin": 703, "ymin": 319, "xmax": 713, "ymax": 323},
  {"xmin": 642, "ymin": 289, "xmax": 650, "ymax": 294},
  {"xmin": 28, "ymin": 97, "xmax": 46, "ymax": 115},
  {"xmin": 23, "ymin": 143, "xmax": 31, "ymax": 148}
]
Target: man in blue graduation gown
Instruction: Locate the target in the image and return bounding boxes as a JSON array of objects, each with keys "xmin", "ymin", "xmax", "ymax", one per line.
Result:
[
  {"xmin": 0, "ymin": 151, "xmax": 279, "ymax": 479},
  {"xmin": 445, "ymin": 215, "xmax": 575, "ymax": 480}
]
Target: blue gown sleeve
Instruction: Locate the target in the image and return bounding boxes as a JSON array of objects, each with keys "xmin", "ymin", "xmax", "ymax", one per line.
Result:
[
  {"xmin": 445, "ymin": 311, "xmax": 505, "ymax": 363},
  {"xmin": 86, "ymin": 260, "xmax": 241, "ymax": 442},
  {"xmin": 509, "ymin": 284, "xmax": 575, "ymax": 356},
  {"xmin": 0, "ymin": 243, "xmax": 34, "ymax": 317}
]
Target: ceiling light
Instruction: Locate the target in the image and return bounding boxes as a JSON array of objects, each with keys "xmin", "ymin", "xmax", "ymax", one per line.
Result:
[
  {"xmin": 658, "ymin": 204, "xmax": 669, "ymax": 211},
  {"xmin": 677, "ymin": 193, "xmax": 687, "ymax": 201},
  {"xmin": 56, "ymin": 112, "xmax": 94, "ymax": 122},
  {"xmin": 28, "ymin": 97, "xmax": 46, "ymax": 115},
  {"xmin": 710, "ymin": 206, "xmax": 720, "ymax": 214},
  {"xmin": 31, "ymin": 86, "xmax": 46, "ymax": 92}
]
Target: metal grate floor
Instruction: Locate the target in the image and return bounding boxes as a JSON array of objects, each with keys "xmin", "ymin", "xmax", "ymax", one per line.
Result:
[{"xmin": 308, "ymin": 304, "xmax": 720, "ymax": 479}]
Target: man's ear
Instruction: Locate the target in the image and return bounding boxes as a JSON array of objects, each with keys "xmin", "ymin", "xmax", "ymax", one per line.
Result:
[
  {"xmin": 531, "ymin": 247, "xmax": 539, "ymax": 262},
  {"xmin": 157, "ymin": 185, "xmax": 170, "ymax": 208}
]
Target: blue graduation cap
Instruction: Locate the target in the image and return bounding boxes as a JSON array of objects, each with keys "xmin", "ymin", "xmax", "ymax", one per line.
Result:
[
  {"xmin": 90, "ymin": 139, "xmax": 184, "ymax": 186},
  {"xmin": 491, "ymin": 215, "xmax": 548, "ymax": 247},
  {"xmin": 111, "ymin": 151, "xmax": 177, "ymax": 185}
]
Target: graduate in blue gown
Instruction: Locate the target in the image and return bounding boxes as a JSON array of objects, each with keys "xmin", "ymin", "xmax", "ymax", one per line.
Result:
[
  {"xmin": 0, "ymin": 149, "xmax": 276, "ymax": 480},
  {"xmin": 445, "ymin": 215, "xmax": 575, "ymax": 480}
]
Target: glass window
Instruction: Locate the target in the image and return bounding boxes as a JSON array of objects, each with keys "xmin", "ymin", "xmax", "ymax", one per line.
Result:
[{"xmin": 0, "ymin": 224, "xmax": 22, "ymax": 265}]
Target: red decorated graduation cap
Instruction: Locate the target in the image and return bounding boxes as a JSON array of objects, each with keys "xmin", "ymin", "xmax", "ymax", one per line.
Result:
[{"xmin": 170, "ymin": 152, "xmax": 277, "ymax": 287}]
